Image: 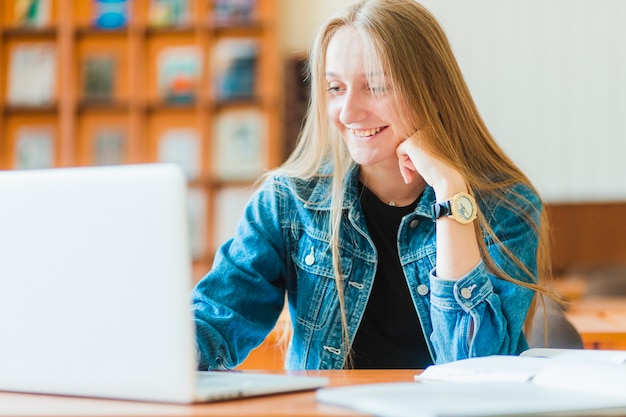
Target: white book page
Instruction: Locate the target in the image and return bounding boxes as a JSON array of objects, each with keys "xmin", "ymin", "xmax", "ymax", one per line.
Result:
[
  {"xmin": 415, "ymin": 355, "xmax": 550, "ymax": 383},
  {"xmin": 416, "ymin": 352, "xmax": 626, "ymax": 400},
  {"xmin": 533, "ymin": 360, "xmax": 626, "ymax": 398},
  {"xmin": 318, "ymin": 381, "xmax": 626, "ymax": 417},
  {"xmin": 418, "ymin": 350, "xmax": 626, "ymax": 384},
  {"xmin": 522, "ymin": 348, "xmax": 626, "ymax": 365}
]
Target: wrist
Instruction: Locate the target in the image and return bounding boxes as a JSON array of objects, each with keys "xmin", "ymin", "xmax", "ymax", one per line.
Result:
[
  {"xmin": 431, "ymin": 191, "xmax": 477, "ymax": 224},
  {"xmin": 433, "ymin": 176, "xmax": 468, "ymax": 203}
]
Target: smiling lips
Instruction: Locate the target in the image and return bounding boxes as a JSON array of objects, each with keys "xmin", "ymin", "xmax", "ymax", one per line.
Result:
[{"xmin": 349, "ymin": 126, "xmax": 386, "ymax": 137}]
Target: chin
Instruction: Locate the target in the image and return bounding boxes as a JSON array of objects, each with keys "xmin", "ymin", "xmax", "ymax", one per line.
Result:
[{"xmin": 347, "ymin": 150, "xmax": 381, "ymax": 166}]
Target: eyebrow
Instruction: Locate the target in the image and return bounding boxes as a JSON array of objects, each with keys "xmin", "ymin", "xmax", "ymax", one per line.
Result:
[{"xmin": 324, "ymin": 71, "xmax": 387, "ymax": 78}]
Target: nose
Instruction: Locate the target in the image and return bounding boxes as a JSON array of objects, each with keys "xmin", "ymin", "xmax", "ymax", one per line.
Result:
[{"xmin": 339, "ymin": 90, "xmax": 368, "ymax": 125}]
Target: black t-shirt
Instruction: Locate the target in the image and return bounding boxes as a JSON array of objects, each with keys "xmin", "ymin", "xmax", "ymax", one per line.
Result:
[{"xmin": 351, "ymin": 183, "xmax": 433, "ymax": 369}]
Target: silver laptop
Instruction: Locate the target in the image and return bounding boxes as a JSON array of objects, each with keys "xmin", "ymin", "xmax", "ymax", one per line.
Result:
[{"xmin": 0, "ymin": 163, "xmax": 327, "ymax": 404}]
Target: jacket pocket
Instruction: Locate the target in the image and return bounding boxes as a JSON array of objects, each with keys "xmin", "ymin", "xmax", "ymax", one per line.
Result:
[{"xmin": 291, "ymin": 236, "xmax": 353, "ymax": 331}]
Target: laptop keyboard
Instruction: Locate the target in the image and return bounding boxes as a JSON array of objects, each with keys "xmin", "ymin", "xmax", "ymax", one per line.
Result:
[
  {"xmin": 195, "ymin": 371, "xmax": 329, "ymax": 402},
  {"xmin": 197, "ymin": 371, "xmax": 249, "ymax": 388}
]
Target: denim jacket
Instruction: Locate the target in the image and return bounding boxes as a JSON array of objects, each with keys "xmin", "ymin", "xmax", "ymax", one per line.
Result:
[{"xmin": 192, "ymin": 166, "xmax": 539, "ymax": 370}]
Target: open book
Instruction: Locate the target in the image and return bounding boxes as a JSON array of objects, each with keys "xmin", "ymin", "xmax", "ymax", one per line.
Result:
[
  {"xmin": 415, "ymin": 348, "xmax": 626, "ymax": 383},
  {"xmin": 316, "ymin": 349, "xmax": 626, "ymax": 417}
]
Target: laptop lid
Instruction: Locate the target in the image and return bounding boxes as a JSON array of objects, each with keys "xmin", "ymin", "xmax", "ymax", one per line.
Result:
[{"xmin": 0, "ymin": 164, "xmax": 198, "ymax": 403}]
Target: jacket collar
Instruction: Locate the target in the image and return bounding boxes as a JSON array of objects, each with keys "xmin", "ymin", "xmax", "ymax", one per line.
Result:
[{"xmin": 304, "ymin": 164, "xmax": 436, "ymax": 218}]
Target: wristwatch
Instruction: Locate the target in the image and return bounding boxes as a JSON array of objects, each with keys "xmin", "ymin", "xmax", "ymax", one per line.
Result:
[{"xmin": 430, "ymin": 192, "xmax": 477, "ymax": 224}]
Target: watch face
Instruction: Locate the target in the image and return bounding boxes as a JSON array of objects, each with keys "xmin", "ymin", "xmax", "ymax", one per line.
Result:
[{"xmin": 454, "ymin": 194, "xmax": 476, "ymax": 223}]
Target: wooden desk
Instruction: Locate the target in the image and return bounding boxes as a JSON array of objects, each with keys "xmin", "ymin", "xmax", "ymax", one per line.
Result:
[
  {"xmin": 565, "ymin": 297, "xmax": 626, "ymax": 350},
  {"xmin": 567, "ymin": 297, "xmax": 626, "ymax": 313},
  {"xmin": 0, "ymin": 370, "xmax": 418, "ymax": 417}
]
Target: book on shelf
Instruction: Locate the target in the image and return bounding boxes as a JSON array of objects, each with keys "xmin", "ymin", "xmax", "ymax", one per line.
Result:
[
  {"xmin": 13, "ymin": 127, "xmax": 54, "ymax": 169},
  {"xmin": 92, "ymin": 128, "xmax": 125, "ymax": 165},
  {"xmin": 7, "ymin": 43, "xmax": 56, "ymax": 106},
  {"xmin": 214, "ymin": 186, "xmax": 255, "ymax": 246},
  {"xmin": 317, "ymin": 348, "xmax": 626, "ymax": 417},
  {"xmin": 93, "ymin": 0, "xmax": 129, "ymax": 29},
  {"xmin": 186, "ymin": 188, "xmax": 207, "ymax": 260},
  {"xmin": 148, "ymin": 0, "xmax": 190, "ymax": 27},
  {"xmin": 14, "ymin": 0, "xmax": 50, "ymax": 28},
  {"xmin": 213, "ymin": 108, "xmax": 265, "ymax": 181},
  {"xmin": 212, "ymin": 0, "xmax": 256, "ymax": 26},
  {"xmin": 82, "ymin": 54, "xmax": 116, "ymax": 103},
  {"xmin": 157, "ymin": 46, "xmax": 202, "ymax": 104},
  {"xmin": 157, "ymin": 128, "xmax": 201, "ymax": 180},
  {"xmin": 211, "ymin": 38, "xmax": 258, "ymax": 101}
]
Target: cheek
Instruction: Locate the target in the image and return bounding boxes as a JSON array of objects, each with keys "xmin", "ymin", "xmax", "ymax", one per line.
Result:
[
  {"xmin": 326, "ymin": 98, "xmax": 341, "ymax": 121},
  {"xmin": 388, "ymin": 104, "xmax": 416, "ymax": 137},
  {"xmin": 326, "ymin": 98, "xmax": 343, "ymax": 125},
  {"xmin": 378, "ymin": 106, "xmax": 410, "ymax": 138}
]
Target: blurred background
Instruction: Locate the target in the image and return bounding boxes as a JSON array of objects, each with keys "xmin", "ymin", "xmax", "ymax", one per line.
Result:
[
  {"xmin": 1, "ymin": 2, "xmax": 626, "ymax": 357},
  {"xmin": 285, "ymin": 0, "xmax": 626, "ymax": 282}
]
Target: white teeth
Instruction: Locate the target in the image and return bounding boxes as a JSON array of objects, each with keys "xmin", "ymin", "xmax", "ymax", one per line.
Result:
[{"xmin": 350, "ymin": 127, "xmax": 382, "ymax": 137}]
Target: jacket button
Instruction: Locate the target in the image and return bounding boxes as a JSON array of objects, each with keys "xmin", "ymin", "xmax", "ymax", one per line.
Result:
[
  {"xmin": 417, "ymin": 284, "xmax": 429, "ymax": 296},
  {"xmin": 305, "ymin": 247, "xmax": 315, "ymax": 265},
  {"xmin": 409, "ymin": 219, "xmax": 420, "ymax": 228},
  {"xmin": 460, "ymin": 284, "xmax": 477, "ymax": 299}
]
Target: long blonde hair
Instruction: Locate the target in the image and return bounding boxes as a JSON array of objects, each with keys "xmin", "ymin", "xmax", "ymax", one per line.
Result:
[{"xmin": 276, "ymin": 0, "xmax": 554, "ymax": 363}]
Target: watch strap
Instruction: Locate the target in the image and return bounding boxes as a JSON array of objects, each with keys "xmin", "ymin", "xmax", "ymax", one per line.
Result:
[{"xmin": 430, "ymin": 200, "xmax": 452, "ymax": 220}]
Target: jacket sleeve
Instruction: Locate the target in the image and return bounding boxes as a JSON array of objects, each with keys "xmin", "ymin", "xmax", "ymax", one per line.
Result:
[
  {"xmin": 428, "ymin": 185, "xmax": 540, "ymax": 363},
  {"xmin": 191, "ymin": 177, "xmax": 287, "ymax": 370}
]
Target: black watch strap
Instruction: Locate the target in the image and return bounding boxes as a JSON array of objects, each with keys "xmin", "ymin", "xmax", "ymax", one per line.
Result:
[{"xmin": 430, "ymin": 200, "xmax": 452, "ymax": 220}]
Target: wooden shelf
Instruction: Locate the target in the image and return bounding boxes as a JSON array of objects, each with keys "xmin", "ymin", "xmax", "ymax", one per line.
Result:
[
  {"xmin": 1, "ymin": 27, "xmax": 58, "ymax": 37},
  {"xmin": 0, "ymin": 0, "xmax": 284, "ymax": 280}
]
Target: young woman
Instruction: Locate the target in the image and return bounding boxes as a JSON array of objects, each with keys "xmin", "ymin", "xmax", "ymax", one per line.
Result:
[{"xmin": 192, "ymin": 0, "xmax": 552, "ymax": 370}]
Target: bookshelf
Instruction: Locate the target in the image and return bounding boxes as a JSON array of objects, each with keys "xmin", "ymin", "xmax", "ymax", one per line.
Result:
[{"xmin": 0, "ymin": 0, "xmax": 283, "ymax": 280}]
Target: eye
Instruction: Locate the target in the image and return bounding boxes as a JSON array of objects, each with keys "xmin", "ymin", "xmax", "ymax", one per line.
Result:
[
  {"xmin": 326, "ymin": 83, "xmax": 344, "ymax": 95},
  {"xmin": 367, "ymin": 85, "xmax": 389, "ymax": 96}
]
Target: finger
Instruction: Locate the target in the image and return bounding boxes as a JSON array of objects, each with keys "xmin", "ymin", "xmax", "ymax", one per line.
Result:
[
  {"xmin": 399, "ymin": 165, "xmax": 414, "ymax": 184},
  {"xmin": 397, "ymin": 153, "xmax": 416, "ymax": 184}
]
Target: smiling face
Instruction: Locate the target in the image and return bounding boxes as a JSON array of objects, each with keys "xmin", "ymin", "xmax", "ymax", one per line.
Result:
[{"xmin": 325, "ymin": 26, "xmax": 407, "ymax": 170}]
